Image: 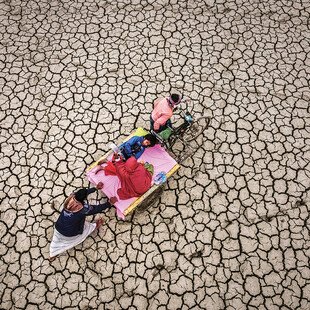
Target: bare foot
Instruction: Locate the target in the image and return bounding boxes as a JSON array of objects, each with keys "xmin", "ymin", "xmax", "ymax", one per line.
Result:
[
  {"xmin": 48, "ymin": 256, "xmax": 57, "ymax": 262},
  {"xmin": 97, "ymin": 159, "xmax": 107, "ymax": 165},
  {"xmin": 96, "ymin": 218, "xmax": 104, "ymax": 229}
]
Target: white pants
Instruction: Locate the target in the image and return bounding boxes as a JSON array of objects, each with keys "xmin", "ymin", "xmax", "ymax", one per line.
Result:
[{"xmin": 49, "ymin": 222, "xmax": 96, "ymax": 257}]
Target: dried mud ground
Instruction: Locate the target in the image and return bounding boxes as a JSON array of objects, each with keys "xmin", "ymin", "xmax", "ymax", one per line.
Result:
[{"xmin": 0, "ymin": 0, "xmax": 310, "ymax": 309}]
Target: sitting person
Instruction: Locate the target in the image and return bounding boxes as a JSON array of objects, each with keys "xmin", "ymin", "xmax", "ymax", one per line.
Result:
[
  {"xmin": 150, "ymin": 93, "xmax": 182, "ymax": 132},
  {"xmin": 104, "ymin": 157, "xmax": 154, "ymax": 200},
  {"xmin": 49, "ymin": 185, "xmax": 117, "ymax": 261},
  {"xmin": 119, "ymin": 133, "xmax": 157, "ymax": 161}
]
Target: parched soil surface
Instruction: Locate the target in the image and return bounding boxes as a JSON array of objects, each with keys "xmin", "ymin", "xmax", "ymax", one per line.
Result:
[{"xmin": 0, "ymin": 0, "xmax": 309, "ymax": 309}]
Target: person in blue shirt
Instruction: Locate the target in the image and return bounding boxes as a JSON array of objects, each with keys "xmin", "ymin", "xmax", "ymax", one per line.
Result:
[
  {"xmin": 119, "ymin": 134, "xmax": 157, "ymax": 161},
  {"xmin": 49, "ymin": 184, "xmax": 117, "ymax": 261}
]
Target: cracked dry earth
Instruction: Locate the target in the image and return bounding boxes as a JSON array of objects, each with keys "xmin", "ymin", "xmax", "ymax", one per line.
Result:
[{"xmin": 0, "ymin": 0, "xmax": 310, "ymax": 309}]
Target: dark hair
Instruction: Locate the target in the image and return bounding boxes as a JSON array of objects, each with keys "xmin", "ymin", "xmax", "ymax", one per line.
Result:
[
  {"xmin": 170, "ymin": 94, "xmax": 181, "ymax": 104},
  {"xmin": 144, "ymin": 134, "xmax": 157, "ymax": 147},
  {"xmin": 75, "ymin": 188, "xmax": 88, "ymax": 203}
]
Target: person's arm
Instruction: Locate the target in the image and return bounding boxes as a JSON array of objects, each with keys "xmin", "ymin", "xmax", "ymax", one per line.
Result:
[
  {"xmin": 123, "ymin": 136, "xmax": 140, "ymax": 157},
  {"xmin": 86, "ymin": 188, "xmax": 97, "ymax": 195},
  {"xmin": 154, "ymin": 112, "xmax": 172, "ymax": 130},
  {"xmin": 83, "ymin": 201, "xmax": 112, "ymax": 216},
  {"xmin": 134, "ymin": 146, "xmax": 145, "ymax": 159}
]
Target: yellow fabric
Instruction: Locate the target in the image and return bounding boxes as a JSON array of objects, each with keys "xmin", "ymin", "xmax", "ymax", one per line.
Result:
[{"xmin": 135, "ymin": 127, "xmax": 149, "ymax": 137}]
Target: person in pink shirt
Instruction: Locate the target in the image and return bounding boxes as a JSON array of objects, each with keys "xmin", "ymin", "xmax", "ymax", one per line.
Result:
[{"xmin": 150, "ymin": 94, "xmax": 182, "ymax": 132}]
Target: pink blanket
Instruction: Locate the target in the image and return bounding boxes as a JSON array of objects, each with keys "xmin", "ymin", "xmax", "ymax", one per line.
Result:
[{"xmin": 86, "ymin": 144, "xmax": 177, "ymax": 219}]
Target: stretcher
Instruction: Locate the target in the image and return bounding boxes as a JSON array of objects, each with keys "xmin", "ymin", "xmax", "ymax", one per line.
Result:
[{"xmin": 86, "ymin": 128, "xmax": 180, "ymax": 219}]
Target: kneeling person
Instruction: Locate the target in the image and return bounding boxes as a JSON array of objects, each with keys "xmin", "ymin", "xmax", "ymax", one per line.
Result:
[{"xmin": 49, "ymin": 186, "xmax": 117, "ymax": 261}]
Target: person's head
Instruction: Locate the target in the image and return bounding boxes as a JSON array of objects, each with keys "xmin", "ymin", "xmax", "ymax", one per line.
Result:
[
  {"xmin": 142, "ymin": 134, "xmax": 157, "ymax": 147},
  {"xmin": 74, "ymin": 188, "xmax": 88, "ymax": 203},
  {"xmin": 168, "ymin": 94, "xmax": 182, "ymax": 106}
]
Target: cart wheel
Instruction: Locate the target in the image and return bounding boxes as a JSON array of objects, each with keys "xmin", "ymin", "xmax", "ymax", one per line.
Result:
[
  {"xmin": 136, "ymin": 185, "xmax": 166, "ymax": 213},
  {"xmin": 183, "ymin": 116, "xmax": 210, "ymax": 142},
  {"xmin": 177, "ymin": 146, "xmax": 196, "ymax": 163}
]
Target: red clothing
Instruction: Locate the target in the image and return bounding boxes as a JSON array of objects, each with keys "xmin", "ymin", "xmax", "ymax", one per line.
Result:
[{"xmin": 104, "ymin": 157, "xmax": 152, "ymax": 200}]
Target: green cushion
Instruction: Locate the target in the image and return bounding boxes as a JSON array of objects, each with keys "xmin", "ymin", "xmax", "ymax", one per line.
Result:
[
  {"xmin": 158, "ymin": 128, "xmax": 173, "ymax": 140},
  {"xmin": 144, "ymin": 162, "xmax": 154, "ymax": 175},
  {"xmin": 135, "ymin": 127, "xmax": 149, "ymax": 136}
]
